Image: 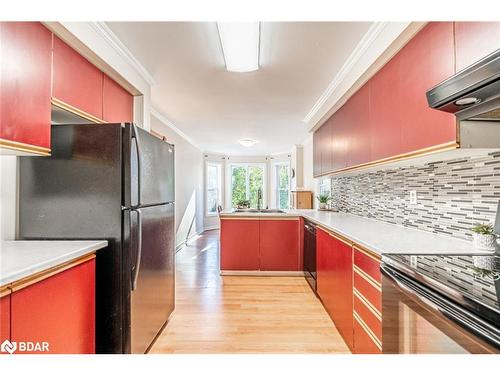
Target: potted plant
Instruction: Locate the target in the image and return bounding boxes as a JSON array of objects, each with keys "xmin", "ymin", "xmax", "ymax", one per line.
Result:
[
  {"xmin": 316, "ymin": 194, "xmax": 331, "ymax": 210},
  {"xmin": 471, "ymin": 223, "xmax": 497, "ymax": 252},
  {"xmin": 236, "ymin": 199, "xmax": 251, "ymax": 209}
]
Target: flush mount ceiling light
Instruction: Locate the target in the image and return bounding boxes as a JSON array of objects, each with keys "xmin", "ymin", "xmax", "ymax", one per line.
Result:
[
  {"xmin": 239, "ymin": 138, "xmax": 258, "ymax": 147},
  {"xmin": 217, "ymin": 22, "xmax": 260, "ymax": 72}
]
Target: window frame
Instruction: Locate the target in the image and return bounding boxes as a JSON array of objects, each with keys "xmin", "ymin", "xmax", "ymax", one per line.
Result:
[
  {"xmin": 272, "ymin": 161, "xmax": 291, "ymax": 210},
  {"xmin": 205, "ymin": 161, "xmax": 222, "ymax": 216},
  {"xmin": 227, "ymin": 162, "xmax": 267, "ymax": 209}
]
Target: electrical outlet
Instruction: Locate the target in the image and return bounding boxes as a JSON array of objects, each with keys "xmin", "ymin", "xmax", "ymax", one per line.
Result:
[
  {"xmin": 410, "ymin": 256, "xmax": 418, "ymax": 269},
  {"xmin": 409, "ymin": 190, "xmax": 417, "ymax": 205}
]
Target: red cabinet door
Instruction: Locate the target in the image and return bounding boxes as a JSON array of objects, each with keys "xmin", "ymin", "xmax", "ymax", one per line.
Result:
[
  {"xmin": 344, "ymin": 83, "xmax": 371, "ymax": 167},
  {"xmin": 220, "ymin": 219, "xmax": 260, "ymax": 270},
  {"xmin": 353, "ymin": 317, "xmax": 382, "ymax": 354},
  {"xmin": 259, "ymin": 219, "xmax": 300, "ymax": 271},
  {"xmin": 313, "ymin": 130, "xmax": 321, "ymax": 177},
  {"xmin": 331, "ymin": 108, "xmax": 348, "ymax": 172},
  {"xmin": 316, "ymin": 227, "xmax": 333, "ymax": 304},
  {"xmin": 102, "ymin": 75, "xmax": 134, "ymax": 123},
  {"xmin": 52, "ymin": 35, "xmax": 104, "ymax": 120},
  {"xmin": 317, "ymin": 228, "xmax": 354, "ymax": 350},
  {"xmin": 370, "ymin": 52, "xmax": 404, "ymax": 161},
  {"xmin": 11, "ymin": 258, "xmax": 95, "ymax": 354},
  {"xmin": 321, "ymin": 120, "xmax": 334, "ymax": 175},
  {"xmin": 455, "ymin": 22, "xmax": 500, "ymax": 71},
  {"xmin": 330, "ymin": 235, "xmax": 354, "ymax": 350},
  {"xmin": 0, "ymin": 294, "xmax": 10, "ymax": 342},
  {"xmin": 399, "ymin": 22, "xmax": 457, "ymax": 153},
  {"xmin": 0, "ymin": 22, "xmax": 51, "ymax": 152}
]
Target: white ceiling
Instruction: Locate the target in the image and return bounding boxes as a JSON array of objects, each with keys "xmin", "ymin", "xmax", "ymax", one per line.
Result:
[{"xmin": 106, "ymin": 22, "xmax": 374, "ymax": 155}]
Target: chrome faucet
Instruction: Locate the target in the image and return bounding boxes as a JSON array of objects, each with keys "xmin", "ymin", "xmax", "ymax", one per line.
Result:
[{"xmin": 257, "ymin": 187, "xmax": 262, "ymax": 210}]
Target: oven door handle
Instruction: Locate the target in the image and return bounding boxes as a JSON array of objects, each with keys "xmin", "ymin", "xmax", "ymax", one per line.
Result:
[{"xmin": 381, "ymin": 264, "xmax": 500, "ymax": 349}]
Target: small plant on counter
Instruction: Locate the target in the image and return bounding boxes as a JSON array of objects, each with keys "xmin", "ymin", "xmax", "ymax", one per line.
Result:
[
  {"xmin": 471, "ymin": 223, "xmax": 497, "ymax": 252},
  {"xmin": 235, "ymin": 199, "xmax": 251, "ymax": 209},
  {"xmin": 316, "ymin": 194, "xmax": 331, "ymax": 210}
]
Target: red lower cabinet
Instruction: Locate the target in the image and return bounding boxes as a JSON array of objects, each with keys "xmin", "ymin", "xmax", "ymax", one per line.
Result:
[
  {"xmin": 317, "ymin": 228, "xmax": 354, "ymax": 350},
  {"xmin": 220, "ymin": 218, "xmax": 260, "ymax": 270},
  {"xmin": 259, "ymin": 219, "xmax": 300, "ymax": 271},
  {"xmin": 353, "ymin": 316, "xmax": 382, "ymax": 354},
  {"xmin": 0, "ymin": 293, "xmax": 11, "ymax": 342},
  {"xmin": 10, "ymin": 258, "xmax": 96, "ymax": 354},
  {"xmin": 353, "ymin": 246, "xmax": 382, "ymax": 353}
]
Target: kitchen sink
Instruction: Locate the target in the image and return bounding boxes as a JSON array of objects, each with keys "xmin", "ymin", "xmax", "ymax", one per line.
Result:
[{"xmin": 234, "ymin": 208, "xmax": 285, "ymax": 213}]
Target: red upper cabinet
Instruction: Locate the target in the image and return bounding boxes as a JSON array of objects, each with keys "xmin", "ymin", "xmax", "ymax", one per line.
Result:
[
  {"xmin": 455, "ymin": 22, "xmax": 500, "ymax": 71},
  {"xmin": 103, "ymin": 75, "xmax": 134, "ymax": 123},
  {"xmin": 399, "ymin": 22, "xmax": 457, "ymax": 153},
  {"xmin": 0, "ymin": 294, "xmax": 11, "ymax": 342},
  {"xmin": 313, "ymin": 130, "xmax": 321, "ymax": 177},
  {"xmin": 11, "ymin": 258, "xmax": 95, "ymax": 354},
  {"xmin": 220, "ymin": 218, "xmax": 260, "ymax": 270},
  {"xmin": 52, "ymin": 35, "xmax": 104, "ymax": 120},
  {"xmin": 0, "ymin": 22, "xmax": 52, "ymax": 154},
  {"xmin": 259, "ymin": 219, "xmax": 300, "ymax": 271},
  {"xmin": 370, "ymin": 53, "xmax": 404, "ymax": 161},
  {"xmin": 345, "ymin": 83, "xmax": 371, "ymax": 167},
  {"xmin": 321, "ymin": 120, "xmax": 334, "ymax": 175}
]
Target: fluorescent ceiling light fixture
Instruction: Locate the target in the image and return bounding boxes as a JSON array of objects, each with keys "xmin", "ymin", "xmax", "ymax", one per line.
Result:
[
  {"xmin": 239, "ymin": 139, "xmax": 258, "ymax": 147},
  {"xmin": 217, "ymin": 22, "xmax": 260, "ymax": 72}
]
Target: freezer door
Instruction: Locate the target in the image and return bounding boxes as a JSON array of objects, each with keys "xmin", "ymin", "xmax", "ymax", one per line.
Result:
[
  {"xmin": 130, "ymin": 203, "xmax": 175, "ymax": 353},
  {"xmin": 130, "ymin": 125, "xmax": 174, "ymax": 206}
]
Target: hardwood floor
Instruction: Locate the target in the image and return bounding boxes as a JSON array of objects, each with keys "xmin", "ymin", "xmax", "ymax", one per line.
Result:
[{"xmin": 149, "ymin": 230, "xmax": 350, "ymax": 353}]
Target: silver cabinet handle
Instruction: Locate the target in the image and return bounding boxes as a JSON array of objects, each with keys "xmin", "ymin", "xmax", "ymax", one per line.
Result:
[{"xmin": 131, "ymin": 208, "xmax": 142, "ymax": 291}]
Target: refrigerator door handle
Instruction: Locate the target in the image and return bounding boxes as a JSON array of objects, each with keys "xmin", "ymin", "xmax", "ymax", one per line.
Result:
[
  {"xmin": 131, "ymin": 208, "xmax": 143, "ymax": 291},
  {"xmin": 132, "ymin": 125, "xmax": 142, "ymax": 206}
]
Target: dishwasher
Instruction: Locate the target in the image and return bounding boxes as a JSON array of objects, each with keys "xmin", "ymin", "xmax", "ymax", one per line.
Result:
[{"xmin": 303, "ymin": 220, "xmax": 317, "ymax": 293}]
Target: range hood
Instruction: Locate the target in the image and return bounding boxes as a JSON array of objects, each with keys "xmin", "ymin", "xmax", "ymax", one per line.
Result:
[{"xmin": 427, "ymin": 49, "xmax": 500, "ymax": 121}]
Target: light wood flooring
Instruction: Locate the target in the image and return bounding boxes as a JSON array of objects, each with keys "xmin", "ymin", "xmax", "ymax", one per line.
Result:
[{"xmin": 149, "ymin": 230, "xmax": 350, "ymax": 353}]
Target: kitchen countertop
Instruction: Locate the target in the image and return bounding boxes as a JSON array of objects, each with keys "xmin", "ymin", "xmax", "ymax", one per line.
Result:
[
  {"xmin": 0, "ymin": 240, "xmax": 108, "ymax": 287},
  {"xmin": 220, "ymin": 209, "xmax": 492, "ymax": 256}
]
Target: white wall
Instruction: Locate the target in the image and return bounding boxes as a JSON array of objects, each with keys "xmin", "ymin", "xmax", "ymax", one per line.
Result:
[
  {"xmin": 150, "ymin": 114, "xmax": 205, "ymax": 248},
  {"xmin": 302, "ymin": 134, "xmax": 318, "ymax": 208}
]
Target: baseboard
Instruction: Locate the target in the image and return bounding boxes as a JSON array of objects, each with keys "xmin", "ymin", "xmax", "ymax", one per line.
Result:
[
  {"xmin": 175, "ymin": 230, "xmax": 203, "ymax": 251},
  {"xmin": 203, "ymin": 224, "xmax": 220, "ymax": 232},
  {"xmin": 220, "ymin": 270, "xmax": 306, "ymax": 277}
]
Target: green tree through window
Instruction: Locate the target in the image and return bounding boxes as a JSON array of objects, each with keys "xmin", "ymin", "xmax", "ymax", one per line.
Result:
[{"xmin": 231, "ymin": 164, "xmax": 265, "ymax": 208}]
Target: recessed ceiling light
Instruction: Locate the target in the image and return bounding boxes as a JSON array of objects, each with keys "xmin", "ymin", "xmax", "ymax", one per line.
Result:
[
  {"xmin": 239, "ymin": 139, "xmax": 258, "ymax": 147},
  {"xmin": 217, "ymin": 22, "xmax": 260, "ymax": 72}
]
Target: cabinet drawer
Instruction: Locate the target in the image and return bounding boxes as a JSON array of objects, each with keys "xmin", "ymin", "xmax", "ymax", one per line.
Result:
[
  {"xmin": 353, "ymin": 270, "xmax": 381, "ymax": 312},
  {"xmin": 353, "ymin": 246, "xmax": 381, "ymax": 283},
  {"xmin": 354, "ymin": 290, "xmax": 381, "ymax": 340},
  {"xmin": 353, "ymin": 313, "xmax": 382, "ymax": 354}
]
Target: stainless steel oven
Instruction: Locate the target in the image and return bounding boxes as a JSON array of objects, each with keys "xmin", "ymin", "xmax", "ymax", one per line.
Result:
[{"xmin": 381, "ymin": 256, "xmax": 500, "ymax": 354}]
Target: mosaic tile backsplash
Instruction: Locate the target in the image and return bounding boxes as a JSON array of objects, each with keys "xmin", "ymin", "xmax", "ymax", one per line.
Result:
[{"xmin": 330, "ymin": 151, "xmax": 500, "ymax": 241}]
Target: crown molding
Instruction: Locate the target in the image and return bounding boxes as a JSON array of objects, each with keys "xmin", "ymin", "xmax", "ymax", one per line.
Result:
[
  {"xmin": 303, "ymin": 22, "xmax": 413, "ymax": 130},
  {"xmin": 150, "ymin": 107, "xmax": 202, "ymax": 151},
  {"xmin": 89, "ymin": 22, "xmax": 155, "ymax": 86}
]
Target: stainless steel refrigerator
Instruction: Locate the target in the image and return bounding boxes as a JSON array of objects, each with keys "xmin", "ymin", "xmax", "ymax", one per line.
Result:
[{"xmin": 18, "ymin": 123, "xmax": 175, "ymax": 354}]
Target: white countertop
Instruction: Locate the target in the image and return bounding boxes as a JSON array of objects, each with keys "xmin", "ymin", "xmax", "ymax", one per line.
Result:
[
  {"xmin": 0, "ymin": 240, "xmax": 108, "ymax": 287},
  {"xmin": 220, "ymin": 209, "xmax": 491, "ymax": 256}
]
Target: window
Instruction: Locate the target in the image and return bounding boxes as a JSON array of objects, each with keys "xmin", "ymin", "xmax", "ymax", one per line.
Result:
[
  {"xmin": 230, "ymin": 163, "xmax": 265, "ymax": 208},
  {"xmin": 206, "ymin": 162, "xmax": 222, "ymax": 215},
  {"xmin": 274, "ymin": 163, "xmax": 290, "ymax": 209}
]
